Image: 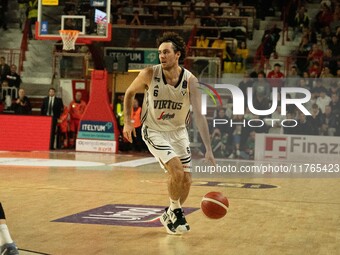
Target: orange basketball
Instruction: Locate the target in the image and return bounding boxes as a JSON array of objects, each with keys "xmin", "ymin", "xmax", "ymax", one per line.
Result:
[{"xmin": 201, "ymin": 191, "xmax": 229, "ymax": 219}]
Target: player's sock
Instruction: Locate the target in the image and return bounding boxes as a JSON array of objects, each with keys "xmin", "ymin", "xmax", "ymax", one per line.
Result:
[
  {"xmin": 169, "ymin": 198, "xmax": 181, "ymax": 211},
  {"xmin": 0, "ymin": 224, "xmax": 13, "ymax": 245}
]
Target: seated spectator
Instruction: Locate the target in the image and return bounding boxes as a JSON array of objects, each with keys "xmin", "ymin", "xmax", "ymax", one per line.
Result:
[
  {"xmin": 253, "ymin": 71, "xmax": 271, "ymax": 98},
  {"xmin": 211, "ymin": 36, "xmax": 227, "ymax": 59},
  {"xmin": 327, "ymin": 35, "xmax": 340, "ymax": 56},
  {"xmin": 321, "ymin": 25, "xmax": 334, "ymax": 42},
  {"xmin": 314, "ymin": 3, "xmax": 333, "ymax": 33},
  {"xmin": 234, "ymin": 41, "xmax": 249, "ymax": 69},
  {"xmin": 322, "ymin": 48, "xmax": 337, "ymax": 75},
  {"xmin": 238, "ymin": 72, "xmax": 253, "ymax": 103},
  {"xmin": 147, "ymin": 10, "xmax": 164, "ymax": 26},
  {"xmin": 292, "ymin": 6, "xmax": 310, "ymax": 40},
  {"xmin": 307, "ymin": 44, "xmax": 324, "ymax": 67},
  {"xmin": 316, "ymin": 90, "xmax": 331, "ymax": 113},
  {"xmin": 267, "ymin": 63, "xmax": 285, "ymax": 88},
  {"xmin": 202, "ymin": 13, "xmax": 218, "ymax": 28},
  {"xmin": 329, "ymin": 93, "xmax": 340, "ymax": 114},
  {"xmin": 328, "ymin": 83, "xmax": 340, "ymax": 97},
  {"xmin": 311, "ymin": 79, "xmax": 328, "ymax": 98},
  {"xmin": 285, "ymin": 65, "xmax": 300, "ymax": 88},
  {"xmin": 308, "ymin": 61, "xmax": 321, "ymax": 78},
  {"xmin": 320, "ymin": 66, "xmax": 334, "ymax": 78},
  {"xmin": 5, "ymin": 65, "xmax": 21, "ymax": 89},
  {"xmin": 196, "ymin": 34, "xmax": 209, "ymax": 48},
  {"xmin": 306, "ymin": 103, "xmax": 323, "ymax": 135},
  {"xmin": 239, "ymin": 130, "xmax": 256, "ymax": 160},
  {"xmin": 0, "ymin": 57, "xmax": 10, "ymax": 83},
  {"xmin": 183, "ymin": 11, "xmax": 201, "ymax": 27},
  {"xmin": 320, "ymin": 105, "xmax": 337, "ymax": 136},
  {"xmin": 11, "ymin": 88, "xmax": 31, "ymax": 115},
  {"xmin": 221, "ymin": 2, "xmax": 240, "ymax": 17},
  {"xmin": 210, "ymin": 128, "xmax": 228, "ymax": 158},
  {"xmin": 130, "ymin": 10, "xmax": 142, "ymax": 25},
  {"xmin": 295, "ymin": 36, "xmax": 312, "ymax": 73},
  {"xmin": 166, "ymin": 10, "xmax": 184, "ymax": 26}
]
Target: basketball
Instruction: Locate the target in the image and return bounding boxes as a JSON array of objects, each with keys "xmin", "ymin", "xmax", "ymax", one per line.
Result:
[{"xmin": 201, "ymin": 192, "xmax": 229, "ymax": 219}]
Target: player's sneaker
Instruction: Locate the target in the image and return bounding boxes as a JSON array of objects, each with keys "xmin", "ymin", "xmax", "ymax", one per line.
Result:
[
  {"xmin": 167, "ymin": 207, "xmax": 190, "ymax": 233},
  {"xmin": 1, "ymin": 243, "xmax": 19, "ymax": 255},
  {"xmin": 159, "ymin": 207, "xmax": 177, "ymax": 235}
]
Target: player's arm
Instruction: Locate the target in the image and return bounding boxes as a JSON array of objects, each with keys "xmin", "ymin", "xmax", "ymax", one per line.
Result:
[
  {"xmin": 189, "ymin": 76, "xmax": 216, "ymax": 165},
  {"xmin": 123, "ymin": 67, "xmax": 152, "ymax": 143}
]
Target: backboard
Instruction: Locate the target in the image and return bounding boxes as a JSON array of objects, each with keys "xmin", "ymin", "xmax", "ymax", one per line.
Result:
[{"xmin": 36, "ymin": 0, "xmax": 111, "ymax": 42}]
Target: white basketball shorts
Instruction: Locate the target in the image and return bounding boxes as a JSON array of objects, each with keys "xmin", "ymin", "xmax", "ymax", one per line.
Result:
[{"xmin": 142, "ymin": 125, "xmax": 192, "ymax": 172}]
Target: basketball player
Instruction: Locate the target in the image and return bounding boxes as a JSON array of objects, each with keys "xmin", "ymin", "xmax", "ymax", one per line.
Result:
[
  {"xmin": 0, "ymin": 203, "xmax": 19, "ymax": 255},
  {"xmin": 123, "ymin": 32, "xmax": 215, "ymax": 234}
]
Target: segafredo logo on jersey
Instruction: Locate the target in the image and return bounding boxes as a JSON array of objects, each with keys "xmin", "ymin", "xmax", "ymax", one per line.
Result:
[{"xmin": 199, "ymin": 82, "xmax": 312, "ymax": 128}]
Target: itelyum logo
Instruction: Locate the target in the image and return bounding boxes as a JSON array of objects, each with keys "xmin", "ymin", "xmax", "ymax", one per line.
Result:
[
  {"xmin": 53, "ymin": 204, "xmax": 198, "ymax": 227},
  {"xmin": 264, "ymin": 137, "xmax": 288, "ymax": 159}
]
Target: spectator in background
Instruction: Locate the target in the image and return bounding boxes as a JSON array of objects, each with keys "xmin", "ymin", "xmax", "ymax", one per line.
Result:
[
  {"xmin": 329, "ymin": 92, "xmax": 340, "ymax": 114},
  {"xmin": 307, "ymin": 44, "xmax": 324, "ymax": 67},
  {"xmin": 295, "ymin": 36, "xmax": 312, "ymax": 73},
  {"xmin": 5, "ymin": 65, "xmax": 21, "ymax": 89},
  {"xmin": 314, "ymin": 3, "xmax": 333, "ymax": 33},
  {"xmin": 238, "ymin": 72, "xmax": 253, "ymax": 104},
  {"xmin": 253, "ymin": 71, "xmax": 271, "ymax": 98},
  {"xmin": 322, "ymin": 48, "xmax": 337, "ymax": 75},
  {"xmin": 147, "ymin": 10, "xmax": 164, "ymax": 26},
  {"xmin": 130, "ymin": 10, "xmax": 142, "ymax": 25},
  {"xmin": 183, "ymin": 11, "xmax": 201, "ymax": 27},
  {"xmin": 308, "ymin": 61, "xmax": 321, "ymax": 78},
  {"xmin": 234, "ymin": 41, "xmax": 249, "ymax": 70},
  {"xmin": 196, "ymin": 34, "xmax": 209, "ymax": 48},
  {"xmin": 311, "ymin": 79, "xmax": 328, "ymax": 99},
  {"xmin": 0, "ymin": 57, "xmax": 10, "ymax": 83},
  {"xmin": 167, "ymin": 10, "xmax": 184, "ymax": 26},
  {"xmin": 328, "ymin": 83, "xmax": 340, "ymax": 97},
  {"xmin": 320, "ymin": 66, "xmax": 334, "ymax": 78},
  {"xmin": 28, "ymin": 0, "xmax": 38, "ymax": 39},
  {"xmin": 18, "ymin": 0, "xmax": 27, "ymax": 31},
  {"xmin": 202, "ymin": 13, "xmax": 218, "ymax": 28},
  {"xmin": 320, "ymin": 105, "xmax": 337, "ymax": 136},
  {"xmin": 327, "ymin": 35, "xmax": 340, "ymax": 56},
  {"xmin": 316, "ymin": 90, "xmax": 331, "ymax": 113},
  {"xmin": 307, "ymin": 103, "xmax": 323, "ymax": 135},
  {"xmin": 292, "ymin": 6, "xmax": 310, "ymax": 40},
  {"xmin": 41, "ymin": 88, "xmax": 64, "ymax": 150},
  {"xmin": 285, "ymin": 65, "xmax": 300, "ymax": 88},
  {"xmin": 267, "ymin": 63, "xmax": 285, "ymax": 88},
  {"xmin": 12, "ymin": 88, "xmax": 31, "ymax": 115},
  {"xmin": 69, "ymin": 91, "xmax": 87, "ymax": 148},
  {"xmin": 239, "ymin": 130, "xmax": 255, "ymax": 160},
  {"xmin": 131, "ymin": 98, "xmax": 144, "ymax": 151},
  {"xmin": 57, "ymin": 105, "xmax": 69, "ymax": 149}
]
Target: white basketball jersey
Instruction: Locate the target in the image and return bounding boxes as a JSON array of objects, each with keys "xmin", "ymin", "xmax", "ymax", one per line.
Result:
[{"xmin": 141, "ymin": 64, "xmax": 192, "ymax": 131}]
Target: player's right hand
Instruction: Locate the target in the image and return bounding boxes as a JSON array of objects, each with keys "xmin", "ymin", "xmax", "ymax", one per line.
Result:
[{"xmin": 123, "ymin": 123, "xmax": 136, "ymax": 143}]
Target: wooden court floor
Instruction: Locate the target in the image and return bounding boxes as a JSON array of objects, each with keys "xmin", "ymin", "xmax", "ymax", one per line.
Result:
[{"xmin": 0, "ymin": 151, "xmax": 339, "ymax": 255}]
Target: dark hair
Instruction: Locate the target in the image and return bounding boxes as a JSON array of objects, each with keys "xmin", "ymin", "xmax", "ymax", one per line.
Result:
[
  {"xmin": 156, "ymin": 32, "xmax": 186, "ymax": 61},
  {"xmin": 49, "ymin": 87, "xmax": 56, "ymax": 92}
]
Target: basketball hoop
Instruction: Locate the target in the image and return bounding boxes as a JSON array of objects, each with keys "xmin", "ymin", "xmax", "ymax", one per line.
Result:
[{"xmin": 59, "ymin": 30, "xmax": 80, "ymax": 51}]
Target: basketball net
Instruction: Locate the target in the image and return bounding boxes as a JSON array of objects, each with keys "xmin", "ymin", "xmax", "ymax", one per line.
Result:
[{"xmin": 59, "ymin": 30, "xmax": 80, "ymax": 51}]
